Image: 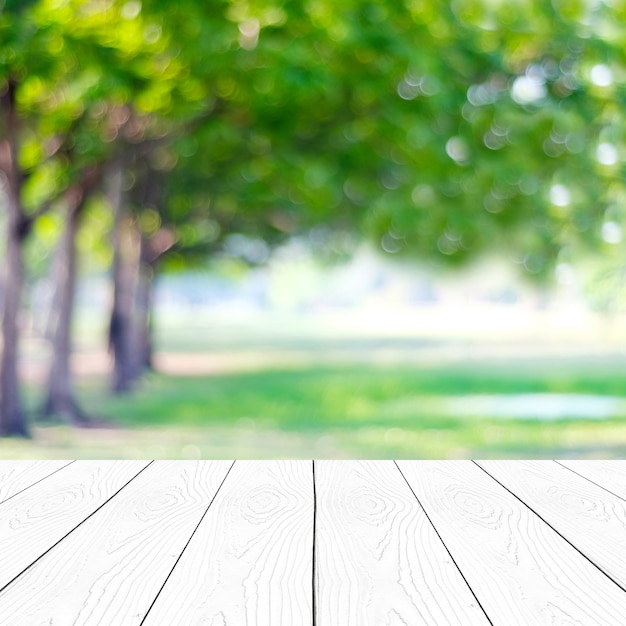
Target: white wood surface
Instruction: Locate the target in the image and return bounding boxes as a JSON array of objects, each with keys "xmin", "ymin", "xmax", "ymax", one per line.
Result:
[
  {"xmin": 143, "ymin": 460, "xmax": 314, "ymax": 626},
  {"xmin": 0, "ymin": 461, "xmax": 232, "ymax": 625},
  {"xmin": 0, "ymin": 460, "xmax": 72, "ymax": 504},
  {"xmin": 0, "ymin": 460, "xmax": 625, "ymax": 624},
  {"xmin": 315, "ymin": 460, "xmax": 488, "ymax": 625},
  {"xmin": 477, "ymin": 460, "xmax": 626, "ymax": 590},
  {"xmin": 557, "ymin": 460, "xmax": 626, "ymax": 499},
  {"xmin": 0, "ymin": 460, "xmax": 149, "ymax": 592},
  {"xmin": 398, "ymin": 460, "xmax": 626, "ymax": 626}
]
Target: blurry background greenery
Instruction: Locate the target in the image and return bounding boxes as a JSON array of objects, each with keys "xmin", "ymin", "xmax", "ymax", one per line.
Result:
[{"xmin": 2, "ymin": 0, "xmax": 626, "ymax": 457}]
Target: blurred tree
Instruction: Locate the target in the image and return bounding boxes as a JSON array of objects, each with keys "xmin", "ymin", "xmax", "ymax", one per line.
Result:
[
  {"xmin": 41, "ymin": 169, "xmax": 101, "ymax": 424},
  {"xmin": 0, "ymin": 0, "xmax": 95, "ymax": 435},
  {"xmin": 74, "ymin": 0, "xmax": 626, "ymax": 392},
  {"xmin": 0, "ymin": 0, "xmax": 189, "ymax": 429},
  {"xmin": 37, "ymin": 0, "xmax": 208, "ymax": 414},
  {"xmin": 102, "ymin": 0, "xmax": 366, "ymax": 391},
  {"xmin": 356, "ymin": 1, "xmax": 625, "ymax": 281},
  {"xmin": 150, "ymin": 0, "xmax": 626, "ymax": 283},
  {"xmin": 3, "ymin": 0, "xmax": 626, "ymax": 435},
  {"xmin": 107, "ymin": 156, "xmax": 174, "ymax": 392}
]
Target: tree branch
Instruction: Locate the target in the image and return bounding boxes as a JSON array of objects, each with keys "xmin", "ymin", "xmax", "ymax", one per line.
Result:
[
  {"xmin": 126, "ymin": 97, "xmax": 226, "ymax": 159},
  {"xmin": 0, "ymin": 79, "xmax": 25, "ymax": 210},
  {"xmin": 23, "ymin": 162, "xmax": 104, "ymax": 229}
]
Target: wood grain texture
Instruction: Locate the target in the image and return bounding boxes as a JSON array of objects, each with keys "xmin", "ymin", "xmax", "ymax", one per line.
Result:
[
  {"xmin": 477, "ymin": 460, "xmax": 626, "ymax": 590},
  {"xmin": 398, "ymin": 460, "xmax": 626, "ymax": 626},
  {"xmin": 315, "ymin": 460, "xmax": 489, "ymax": 626},
  {"xmin": 0, "ymin": 460, "xmax": 232, "ymax": 626},
  {"xmin": 143, "ymin": 460, "xmax": 313, "ymax": 626},
  {"xmin": 0, "ymin": 461, "xmax": 73, "ymax": 504},
  {"xmin": 0, "ymin": 460, "xmax": 149, "ymax": 592},
  {"xmin": 557, "ymin": 461, "xmax": 626, "ymax": 500}
]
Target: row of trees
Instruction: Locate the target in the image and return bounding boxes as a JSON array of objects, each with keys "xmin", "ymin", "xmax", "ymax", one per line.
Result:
[{"xmin": 1, "ymin": 0, "xmax": 625, "ymax": 436}]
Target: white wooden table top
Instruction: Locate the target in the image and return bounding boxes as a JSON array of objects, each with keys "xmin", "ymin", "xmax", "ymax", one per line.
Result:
[{"xmin": 0, "ymin": 460, "xmax": 625, "ymax": 625}]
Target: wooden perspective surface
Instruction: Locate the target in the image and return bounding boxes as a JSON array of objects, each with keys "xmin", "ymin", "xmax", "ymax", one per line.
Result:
[
  {"xmin": 0, "ymin": 460, "xmax": 73, "ymax": 505},
  {"xmin": 315, "ymin": 460, "xmax": 487, "ymax": 625},
  {"xmin": 0, "ymin": 460, "xmax": 625, "ymax": 625},
  {"xmin": 398, "ymin": 460, "xmax": 626, "ymax": 626},
  {"xmin": 143, "ymin": 460, "xmax": 313, "ymax": 626},
  {"xmin": 0, "ymin": 460, "xmax": 149, "ymax": 592},
  {"xmin": 477, "ymin": 460, "xmax": 626, "ymax": 589},
  {"xmin": 0, "ymin": 461, "xmax": 231, "ymax": 625}
]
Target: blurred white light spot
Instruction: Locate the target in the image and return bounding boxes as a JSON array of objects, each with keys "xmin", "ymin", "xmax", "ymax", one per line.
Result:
[
  {"xmin": 445, "ymin": 137, "xmax": 469, "ymax": 163},
  {"xmin": 239, "ymin": 18, "xmax": 260, "ymax": 49},
  {"xmin": 182, "ymin": 444, "xmax": 201, "ymax": 459},
  {"xmin": 596, "ymin": 142, "xmax": 618, "ymax": 165},
  {"xmin": 437, "ymin": 234, "xmax": 458, "ymax": 255},
  {"xmin": 518, "ymin": 175, "xmax": 538, "ymax": 195},
  {"xmin": 483, "ymin": 194, "xmax": 502, "ymax": 213},
  {"xmin": 412, "ymin": 184, "xmax": 435, "ymax": 205},
  {"xmin": 483, "ymin": 130, "xmax": 506, "ymax": 150},
  {"xmin": 566, "ymin": 133, "xmax": 585, "ymax": 154},
  {"xmin": 381, "ymin": 233, "xmax": 402, "ymax": 253},
  {"xmin": 511, "ymin": 75, "xmax": 546, "ymax": 104},
  {"xmin": 602, "ymin": 221, "xmax": 622, "ymax": 244},
  {"xmin": 143, "ymin": 24, "xmax": 162, "ymax": 44},
  {"xmin": 543, "ymin": 138, "xmax": 563, "ymax": 158},
  {"xmin": 550, "ymin": 184, "xmax": 571, "ymax": 207},
  {"xmin": 420, "ymin": 76, "xmax": 440, "ymax": 96},
  {"xmin": 122, "ymin": 0, "xmax": 141, "ymax": 19},
  {"xmin": 523, "ymin": 254, "xmax": 543, "ymax": 274},
  {"xmin": 590, "ymin": 64, "xmax": 613, "ymax": 87},
  {"xmin": 467, "ymin": 85, "xmax": 484, "ymax": 106},
  {"xmin": 397, "ymin": 80, "xmax": 420, "ymax": 100},
  {"xmin": 384, "ymin": 428, "xmax": 406, "ymax": 444},
  {"xmin": 467, "ymin": 81, "xmax": 500, "ymax": 106},
  {"xmin": 225, "ymin": 233, "xmax": 269, "ymax": 263},
  {"xmin": 398, "ymin": 73, "xmax": 438, "ymax": 99},
  {"xmin": 556, "ymin": 262, "xmax": 575, "ymax": 285},
  {"xmin": 404, "ymin": 71, "xmax": 422, "ymax": 87},
  {"xmin": 239, "ymin": 18, "xmax": 260, "ymax": 37}
]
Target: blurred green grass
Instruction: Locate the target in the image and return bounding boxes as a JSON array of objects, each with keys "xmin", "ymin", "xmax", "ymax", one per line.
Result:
[
  {"xmin": 5, "ymin": 360, "xmax": 626, "ymax": 459},
  {"xmin": 92, "ymin": 362, "xmax": 626, "ymax": 428}
]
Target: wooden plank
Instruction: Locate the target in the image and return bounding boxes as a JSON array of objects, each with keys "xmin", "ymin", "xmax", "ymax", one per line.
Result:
[
  {"xmin": 477, "ymin": 460, "xmax": 626, "ymax": 590},
  {"xmin": 398, "ymin": 460, "xmax": 626, "ymax": 625},
  {"xmin": 0, "ymin": 460, "xmax": 232, "ymax": 625},
  {"xmin": 315, "ymin": 460, "xmax": 489, "ymax": 625},
  {"xmin": 0, "ymin": 460, "xmax": 73, "ymax": 504},
  {"xmin": 143, "ymin": 460, "xmax": 314, "ymax": 626},
  {"xmin": 557, "ymin": 461, "xmax": 626, "ymax": 500},
  {"xmin": 0, "ymin": 460, "xmax": 149, "ymax": 592}
]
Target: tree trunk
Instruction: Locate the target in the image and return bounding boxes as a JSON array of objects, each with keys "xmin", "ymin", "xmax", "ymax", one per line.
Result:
[
  {"xmin": 136, "ymin": 237, "xmax": 155, "ymax": 372},
  {"xmin": 133, "ymin": 167, "xmax": 170, "ymax": 375},
  {"xmin": 41, "ymin": 196, "xmax": 89, "ymax": 424},
  {"xmin": 0, "ymin": 198, "xmax": 29, "ymax": 437},
  {"xmin": 132, "ymin": 167, "xmax": 170, "ymax": 376},
  {"xmin": 108, "ymin": 164, "xmax": 171, "ymax": 391},
  {"xmin": 0, "ymin": 80, "xmax": 29, "ymax": 437},
  {"xmin": 108, "ymin": 161, "xmax": 142, "ymax": 393}
]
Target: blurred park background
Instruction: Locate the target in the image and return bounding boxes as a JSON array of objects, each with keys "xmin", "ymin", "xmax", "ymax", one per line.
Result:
[{"xmin": 2, "ymin": 0, "xmax": 626, "ymax": 458}]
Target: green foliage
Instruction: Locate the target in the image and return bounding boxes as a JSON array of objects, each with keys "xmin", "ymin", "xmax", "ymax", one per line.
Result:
[{"xmin": 3, "ymin": 0, "xmax": 626, "ymax": 279}]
